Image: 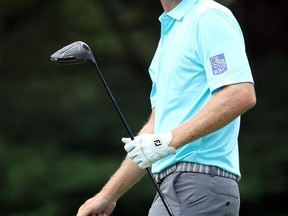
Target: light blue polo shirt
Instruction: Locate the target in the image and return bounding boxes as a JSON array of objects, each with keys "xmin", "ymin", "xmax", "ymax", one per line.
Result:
[{"xmin": 149, "ymin": 0, "xmax": 254, "ymax": 178}]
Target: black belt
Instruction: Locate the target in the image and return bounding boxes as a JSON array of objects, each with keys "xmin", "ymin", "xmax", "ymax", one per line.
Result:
[{"xmin": 153, "ymin": 162, "xmax": 239, "ymax": 183}]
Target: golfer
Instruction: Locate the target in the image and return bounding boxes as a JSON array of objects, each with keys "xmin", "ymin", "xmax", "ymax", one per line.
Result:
[{"xmin": 77, "ymin": 0, "xmax": 256, "ymax": 215}]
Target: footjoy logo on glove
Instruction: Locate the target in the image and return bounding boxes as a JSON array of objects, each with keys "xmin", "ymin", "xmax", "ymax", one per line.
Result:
[{"xmin": 153, "ymin": 139, "xmax": 162, "ymax": 147}]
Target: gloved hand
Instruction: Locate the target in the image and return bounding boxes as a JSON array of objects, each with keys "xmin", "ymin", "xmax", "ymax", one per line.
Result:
[{"xmin": 122, "ymin": 132, "xmax": 176, "ymax": 169}]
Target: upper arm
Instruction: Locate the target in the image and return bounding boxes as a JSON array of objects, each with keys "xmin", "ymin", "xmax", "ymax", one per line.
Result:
[
  {"xmin": 216, "ymin": 82, "xmax": 256, "ymax": 114},
  {"xmin": 138, "ymin": 109, "xmax": 155, "ymax": 135}
]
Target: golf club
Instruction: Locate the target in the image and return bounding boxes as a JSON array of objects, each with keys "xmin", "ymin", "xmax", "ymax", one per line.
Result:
[{"xmin": 50, "ymin": 41, "xmax": 174, "ymax": 216}]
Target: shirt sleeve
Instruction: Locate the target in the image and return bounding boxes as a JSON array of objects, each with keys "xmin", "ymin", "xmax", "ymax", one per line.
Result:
[
  {"xmin": 150, "ymin": 82, "xmax": 157, "ymax": 109},
  {"xmin": 149, "ymin": 44, "xmax": 161, "ymax": 109},
  {"xmin": 196, "ymin": 8, "xmax": 254, "ymax": 94}
]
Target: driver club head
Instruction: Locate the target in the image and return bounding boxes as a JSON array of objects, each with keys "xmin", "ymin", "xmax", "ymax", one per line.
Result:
[{"xmin": 51, "ymin": 41, "xmax": 96, "ymax": 64}]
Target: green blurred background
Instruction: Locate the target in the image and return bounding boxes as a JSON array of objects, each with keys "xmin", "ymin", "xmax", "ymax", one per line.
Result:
[{"xmin": 0, "ymin": 0, "xmax": 287, "ymax": 215}]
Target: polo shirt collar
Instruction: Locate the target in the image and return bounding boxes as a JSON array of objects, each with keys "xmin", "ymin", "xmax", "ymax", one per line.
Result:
[{"xmin": 162, "ymin": 0, "xmax": 199, "ymax": 21}]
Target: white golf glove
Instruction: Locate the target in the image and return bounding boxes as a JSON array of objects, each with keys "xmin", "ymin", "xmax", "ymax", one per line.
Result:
[{"xmin": 122, "ymin": 132, "xmax": 176, "ymax": 169}]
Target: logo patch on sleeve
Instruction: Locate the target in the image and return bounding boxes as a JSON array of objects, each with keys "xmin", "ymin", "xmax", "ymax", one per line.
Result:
[{"xmin": 210, "ymin": 53, "xmax": 228, "ymax": 75}]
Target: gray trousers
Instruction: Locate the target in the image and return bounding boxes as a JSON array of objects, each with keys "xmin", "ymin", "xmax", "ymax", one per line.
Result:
[{"xmin": 148, "ymin": 172, "xmax": 240, "ymax": 216}]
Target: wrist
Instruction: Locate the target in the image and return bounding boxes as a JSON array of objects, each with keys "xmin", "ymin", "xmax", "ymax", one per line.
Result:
[
  {"xmin": 169, "ymin": 129, "xmax": 183, "ymax": 149},
  {"xmin": 164, "ymin": 131, "xmax": 175, "ymax": 148},
  {"xmin": 98, "ymin": 189, "xmax": 119, "ymax": 203}
]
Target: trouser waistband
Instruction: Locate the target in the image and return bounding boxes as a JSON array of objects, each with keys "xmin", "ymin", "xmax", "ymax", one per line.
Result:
[{"xmin": 153, "ymin": 162, "xmax": 239, "ymax": 183}]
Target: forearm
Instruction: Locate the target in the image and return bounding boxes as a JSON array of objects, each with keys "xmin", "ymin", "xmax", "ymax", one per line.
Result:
[
  {"xmin": 170, "ymin": 83, "xmax": 256, "ymax": 149},
  {"xmin": 100, "ymin": 157, "xmax": 146, "ymax": 201},
  {"xmin": 99, "ymin": 109, "xmax": 155, "ymax": 201}
]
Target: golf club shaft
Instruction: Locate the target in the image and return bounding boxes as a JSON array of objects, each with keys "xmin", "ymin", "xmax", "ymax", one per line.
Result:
[{"xmin": 92, "ymin": 63, "xmax": 174, "ymax": 216}]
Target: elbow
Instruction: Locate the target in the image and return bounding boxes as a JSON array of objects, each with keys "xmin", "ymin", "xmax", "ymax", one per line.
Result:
[
  {"xmin": 246, "ymin": 92, "xmax": 257, "ymax": 110},
  {"xmin": 216, "ymin": 83, "xmax": 257, "ymax": 114},
  {"xmin": 242, "ymin": 83, "xmax": 257, "ymax": 112},
  {"xmin": 224, "ymin": 82, "xmax": 257, "ymax": 113}
]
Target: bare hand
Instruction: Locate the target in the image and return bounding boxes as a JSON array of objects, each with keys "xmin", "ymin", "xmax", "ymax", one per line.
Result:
[{"xmin": 76, "ymin": 194, "xmax": 116, "ymax": 216}]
